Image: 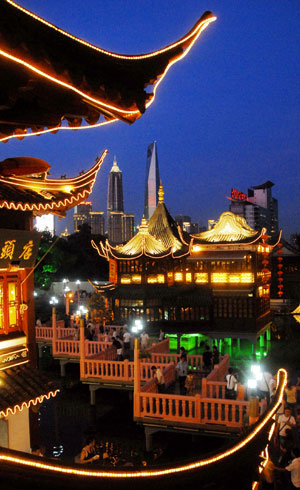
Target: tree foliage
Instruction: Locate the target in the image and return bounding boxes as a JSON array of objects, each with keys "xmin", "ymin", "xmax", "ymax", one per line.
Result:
[{"xmin": 34, "ymin": 224, "xmax": 108, "ymax": 289}]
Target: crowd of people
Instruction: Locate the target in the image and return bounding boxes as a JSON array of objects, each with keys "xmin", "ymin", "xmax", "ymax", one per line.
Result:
[
  {"xmin": 256, "ymin": 377, "xmax": 300, "ymax": 489},
  {"xmin": 76, "ymin": 437, "xmax": 158, "ymax": 468}
]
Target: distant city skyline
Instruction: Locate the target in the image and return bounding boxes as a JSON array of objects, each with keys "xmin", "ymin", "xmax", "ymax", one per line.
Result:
[{"xmin": 10, "ymin": 1, "xmax": 299, "ymax": 240}]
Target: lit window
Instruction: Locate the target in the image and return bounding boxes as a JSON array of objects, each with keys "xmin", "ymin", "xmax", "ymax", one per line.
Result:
[
  {"xmin": 132, "ymin": 275, "xmax": 141, "ymax": 284},
  {"xmin": 147, "ymin": 276, "xmax": 157, "ymax": 284},
  {"xmin": 157, "ymin": 274, "xmax": 165, "ymax": 283},
  {"xmin": 7, "ymin": 281, "xmax": 18, "ymax": 328},
  {"xmin": 186, "ymin": 272, "xmax": 192, "ymax": 282},
  {"xmin": 174, "ymin": 272, "xmax": 183, "ymax": 282},
  {"xmin": 194, "ymin": 273, "xmax": 208, "ymax": 283},
  {"xmin": 228, "ymin": 275, "xmax": 241, "ymax": 283},
  {"xmin": 121, "ymin": 275, "xmax": 131, "ymax": 284},
  {"xmin": 211, "ymin": 273, "xmax": 228, "ymax": 283},
  {"xmin": 240, "ymin": 273, "xmax": 254, "ymax": 283}
]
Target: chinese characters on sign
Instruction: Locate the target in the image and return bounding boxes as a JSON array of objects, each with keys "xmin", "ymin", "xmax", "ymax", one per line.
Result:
[
  {"xmin": 231, "ymin": 188, "xmax": 248, "ymax": 201},
  {"xmin": 0, "ymin": 230, "xmax": 40, "ymax": 268}
]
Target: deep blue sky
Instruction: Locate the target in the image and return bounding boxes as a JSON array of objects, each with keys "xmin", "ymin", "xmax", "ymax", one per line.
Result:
[{"xmin": 2, "ymin": 1, "xmax": 299, "ymax": 238}]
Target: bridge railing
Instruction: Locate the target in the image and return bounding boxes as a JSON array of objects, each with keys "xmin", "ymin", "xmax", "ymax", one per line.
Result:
[
  {"xmin": 86, "ymin": 341, "xmax": 113, "ymax": 357},
  {"xmin": 53, "ymin": 339, "xmax": 113, "ymax": 357},
  {"xmin": 134, "ymin": 391, "xmax": 253, "ymax": 428},
  {"xmin": 80, "ymin": 357, "xmax": 173, "ymax": 384},
  {"xmin": 35, "ymin": 326, "xmax": 53, "ymax": 340}
]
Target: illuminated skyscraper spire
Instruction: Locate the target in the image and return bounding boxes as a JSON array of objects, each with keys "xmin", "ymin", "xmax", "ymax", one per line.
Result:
[{"xmin": 144, "ymin": 141, "xmax": 160, "ymax": 220}]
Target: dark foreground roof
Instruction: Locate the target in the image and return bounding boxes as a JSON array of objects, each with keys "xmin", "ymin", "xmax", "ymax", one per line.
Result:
[
  {"xmin": 0, "ymin": 364, "xmax": 59, "ymax": 417},
  {"xmin": 0, "ymin": 1, "xmax": 215, "ymax": 141}
]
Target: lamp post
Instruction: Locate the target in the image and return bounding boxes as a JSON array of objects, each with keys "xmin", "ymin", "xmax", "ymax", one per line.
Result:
[
  {"xmin": 131, "ymin": 321, "xmax": 143, "ymax": 420},
  {"xmin": 65, "ymin": 291, "xmax": 73, "ymax": 316},
  {"xmin": 247, "ymin": 363, "xmax": 261, "ymax": 425}
]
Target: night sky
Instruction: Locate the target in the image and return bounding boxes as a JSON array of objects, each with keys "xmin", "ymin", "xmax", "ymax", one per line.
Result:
[{"xmin": 2, "ymin": 1, "xmax": 299, "ymax": 238}]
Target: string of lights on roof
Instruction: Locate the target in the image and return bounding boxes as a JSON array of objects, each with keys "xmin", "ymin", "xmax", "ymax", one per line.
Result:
[
  {"xmin": 0, "ymin": 151, "xmax": 107, "ymax": 215},
  {"xmin": 1, "ymin": 2, "xmax": 216, "ymax": 142}
]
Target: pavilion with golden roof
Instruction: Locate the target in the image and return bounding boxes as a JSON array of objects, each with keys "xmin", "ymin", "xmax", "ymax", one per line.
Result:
[
  {"xmin": 93, "ymin": 189, "xmax": 280, "ymax": 356},
  {"xmin": 92, "ymin": 184, "xmax": 212, "ymax": 329}
]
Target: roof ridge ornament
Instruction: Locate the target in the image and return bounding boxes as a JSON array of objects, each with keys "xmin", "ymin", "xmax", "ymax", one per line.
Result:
[{"xmin": 158, "ymin": 182, "xmax": 164, "ymax": 203}]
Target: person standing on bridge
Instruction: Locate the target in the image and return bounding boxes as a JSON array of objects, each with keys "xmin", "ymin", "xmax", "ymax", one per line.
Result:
[{"xmin": 176, "ymin": 355, "xmax": 188, "ymax": 395}]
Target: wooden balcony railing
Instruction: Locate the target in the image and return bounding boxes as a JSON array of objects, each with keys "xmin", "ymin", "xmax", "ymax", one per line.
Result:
[{"xmin": 135, "ymin": 391, "xmax": 253, "ymax": 428}]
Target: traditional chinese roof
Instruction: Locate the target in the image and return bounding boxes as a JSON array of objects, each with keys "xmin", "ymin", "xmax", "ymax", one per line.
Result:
[
  {"xmin": 148, "ymin": 183, "xmax": 190, "ymax": 251},
  {"xmin": 92, "ymin": 183, "xmax": 190, "ymax": 260},
  {"xmin": 192, "ymin": 212, "xmax": 262, "ymax": 244},
  {"xmin": 92, "ymin": 216, "xmax": 180, "ymax": 260},
  {"xmin": 0, "ymin": 0, "xmax": 216, "ymax": 142},
  {"xmin": 0, "ymin": 363, "xmax": 59, "ymax": 418},
  {"xmin": 0, "ymin": 151, "xmax": 107, "ymax": 217}
]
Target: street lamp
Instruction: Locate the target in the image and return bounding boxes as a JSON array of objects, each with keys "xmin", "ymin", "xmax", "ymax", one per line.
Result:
[
  {"xmin": 49, "ymin": 296, "xmax": 58, "ymax": 305},
  {"xmin": 65, "ymin": 291, "xmax": 73, "ymax": 315},
  {"xmin": 247, "ymin": 363, "xmax": 261, "ymax": 425},
  {"xmin": 131, "ymin": 319, "xmax": 144, "ymax": 335}
]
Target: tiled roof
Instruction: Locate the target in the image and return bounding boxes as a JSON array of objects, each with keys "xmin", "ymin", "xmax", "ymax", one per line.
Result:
[{"xmin": 0, "ymin": 364, "xmax": 59, "ymax": 418}]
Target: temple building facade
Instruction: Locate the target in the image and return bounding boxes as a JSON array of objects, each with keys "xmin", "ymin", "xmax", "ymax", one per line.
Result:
[{"xmin": 93, "ymin": 184, "xmax": 279, "ymax": 355}]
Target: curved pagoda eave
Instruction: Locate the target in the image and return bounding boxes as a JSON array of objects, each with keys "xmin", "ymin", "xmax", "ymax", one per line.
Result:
[
  {"xmin": 0, "ymin": 1, "xmax": 216, "ymax": 141},
  {"xmin": 0, "ymin": 151, "xmax": 107, "ymax": 216}
]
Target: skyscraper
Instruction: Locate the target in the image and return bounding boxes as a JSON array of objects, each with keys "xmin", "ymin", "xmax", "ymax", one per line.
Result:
[
  {"xmin": 144, "ymin": 141, "xmax": 160, "ymax": 220},
  {"xmin": 107, "ymin": 156, "xmax": 124, "ymax": 213},
  {"xmin": 107, "ymin": 156, "xmax": 134, "ymax": 243},
  {"xmin": 73, "ymin": 201, "xmax": 92, "ymax": 231}
]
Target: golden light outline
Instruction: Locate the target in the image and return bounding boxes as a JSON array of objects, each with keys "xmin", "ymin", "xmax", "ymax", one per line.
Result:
[
  {"xmin": 1, "ymin": 2, "xmax": 216, "ymax": 141},
  {"xmin": 0, "ymin": 151, "xmax": 107, "ymax": 213},
  {"xmin": 7, "ymin": 1, "xmax": 216, "ymax": 61},
  {"xmin": 0, "ymin": 389, "xmax": 60, "ymax": 417},
  {"xmin": 0, "ymin": 369, "xmax": 287, "ymax": 479},
  {"xmin": 0, "ymin": 119, "xmax": 117, "ymax": 144}
]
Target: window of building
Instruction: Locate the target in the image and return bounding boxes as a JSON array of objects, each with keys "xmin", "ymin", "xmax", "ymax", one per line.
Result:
[
  {"xmin": 0, "ymin": 275, "xmax": 20, "ymax": 334},
  {"xmin": 194, "ymin": 272, "xmax": 208, "ymax": 283}
]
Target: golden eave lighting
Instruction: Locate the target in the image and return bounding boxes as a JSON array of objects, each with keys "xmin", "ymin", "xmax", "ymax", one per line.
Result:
[
  {"xmin": 0, "ymin": 151, "xmax": 107, "ymax": 215},
  {"xmin": 192, "ymin": 212, "xmax": 261, "ymax": 243}
]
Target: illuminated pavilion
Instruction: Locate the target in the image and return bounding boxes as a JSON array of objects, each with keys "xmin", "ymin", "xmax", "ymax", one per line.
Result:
[
  {"xmin": 93, "ymin": 187, "xmax": 280, "ymax": 357},
  {"xmin": 92, "ymin": 184, "xmax": 212, "ymax": 333}
]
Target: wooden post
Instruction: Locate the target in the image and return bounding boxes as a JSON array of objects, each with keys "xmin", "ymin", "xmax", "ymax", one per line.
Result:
[
  {"xmin": 79, "ymin": 318, "xmax": 85, "ymax": 379},
  {"xmin": 249, "ymin": 396, "xmax": 259, "ymax": 425},
  {"xmin": 52, "ymin": 307, "xmax": 57, "ymax": 355},
  {"xmin": 134, "ymin": 337, "xmax": 141, "ymax": 418}
]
